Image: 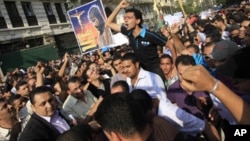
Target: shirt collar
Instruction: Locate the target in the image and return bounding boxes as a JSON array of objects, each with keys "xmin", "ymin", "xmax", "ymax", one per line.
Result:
[
  {"xmin": 38, "ymin": 110, "xmax": 59, "ymax": 123},
  {"xmin": 128, "ymin": 27, "xmax": 146, "ymax": 37},
  {"xmin": 137, "ymin": 68, "xmax": 147, "ymax": 79},
  {"xmin": 67, "ymin": 95, "xmax": 78, "ymax": 104}
]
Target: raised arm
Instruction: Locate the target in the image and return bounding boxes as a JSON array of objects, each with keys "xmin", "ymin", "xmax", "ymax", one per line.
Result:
[
  {"xmin": 34, "ymin": 62, "xmax": 45, "ymax": 87},
  {"xmin": 105, "ymin": 0, "xmax": 129, "ymax": 32},
  {"xmin": 180, "ymin": 65, "xmax": 250, "ymax": 124},
  {"xmin": 58, "ymin": 53, "xmax": 70, "ymax": 78}
]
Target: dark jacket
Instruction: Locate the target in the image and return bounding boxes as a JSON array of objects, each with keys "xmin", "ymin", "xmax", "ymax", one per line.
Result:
[{"xmin": 19, "ymin": 113, "xmax": 62, "ymax": 141}]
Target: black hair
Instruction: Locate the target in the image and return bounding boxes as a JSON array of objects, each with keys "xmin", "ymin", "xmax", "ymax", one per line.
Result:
[
  {"xmin": 44, "ymin": 66, "xmax": 52, "ymax": 76},
  {"xmin": 66, "ymin": 76, "xmax": 81, "ymax": 90},
  {"xmin": 186, "ymin": 44, "xmax": 200, "ymax": 54},
  {"xmin": 130, "ymin": 89, "xmax": 153, "ymax": 114},
  {"xmin": 121, "ymin": 52, "xmax": 138, "ymax": 65},
  {"xmin": 15, "ymin": 80, "xmax": 28, "ymax": 91},
  {"xmin": 205, "ymin": 29, "xmax": 222, "ymax": 43},
  {"xmin": 203, "ymin": 24, "xmax": 218, "ymax": 35},
  {"xmin": 175, "ymin": 55, "xmax": 196, "ymax": 68},
  {"xmin": 213, "ymin": 15, "xmax": 225, "ymax": 23},
  {"xmin": 111, "ymin": 80, "xmax": 129, "ymax": 93},
  {"xmin": 160, "ymin": 54, "xmax": 173, "ymax": 64},
  {"xmin": 29, "ymin": 86, "xmax": 53, "ymax": 105},
  {"xmin": 94, "ymin": 93, "xmax": 147, "ymax": 137}
]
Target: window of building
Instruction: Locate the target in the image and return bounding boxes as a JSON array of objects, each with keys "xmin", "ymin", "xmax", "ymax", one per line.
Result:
[
  {"xmin": 4, "ymin": 1, "xmax": 24, "ymax": 27},
  {"xmin": 55, "ymin": 3, "xmax": 67, "ymax": 23},
  {"xmin": 0, "ymin": 10, "xmax": 7, "ymax": 29},
  {"xmin": 21, "ymin": 2, "xmax": 38, "ymax": 26},
  {"xmin": 43, "ymin": 2, "xmax": 57, "ymax": 24}
]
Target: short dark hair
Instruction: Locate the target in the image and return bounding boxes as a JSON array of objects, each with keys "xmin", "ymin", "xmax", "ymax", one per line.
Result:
[
  {"xmin": 186, "ymin": 44, "xmax": 199, "ymax": 54},
  {"xmin": 94, "ymin": 93, "xmax": 147, "ymax": 137},
  {"xmin": 213, "ymin": 15, "xmax": 224, "ymax": 23},
  {"xmin": 175, "ymin": 55, "xmax": 196, "ymax": 68},
  {"xmin": 130, "ymin": 89, "xmax": 153, "ymax": 114},
  {"xmin": 160, "ymin": 54, "xmax": 173, "ymax": 64},
  {"xmin": 205, "ymin": 29, "xmax": 222, "ymax": 43},
  {"xmin": 111, "ymin": 80, "xmax": 129, "ymax": 93},
  {"xmin": 66, "ymin": 76, "xmax": 81, "ymax": 89},
  {"xmin": 29, "ymin": 86, "xmax": 53, "ymax": 105},
  {"xmin": 7, "ymin": 94, "xmax": 21, "ymax": 105},
  {"xmin": 202, "ymin": 41, "xmax": 215, "ymax": 53},
  {"xmin": 121, "ymin": 52, "xmax": 138, "ymax": 64},
  {"xmin": 15, "ymin": 80, "xmax": 28, "ymax": 91},
  {"xmin": 125, "ymin": 8, "xmax": 143, "ymax": 28},
  {"xmin": 112, "ymin": 54, "xmax": 122, "ymax": 64}
]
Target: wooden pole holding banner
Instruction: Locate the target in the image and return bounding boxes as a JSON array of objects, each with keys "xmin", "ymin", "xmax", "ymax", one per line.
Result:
[{"xmin": 178, "ymin": 0, "xmax": 187, "ymax": 18}]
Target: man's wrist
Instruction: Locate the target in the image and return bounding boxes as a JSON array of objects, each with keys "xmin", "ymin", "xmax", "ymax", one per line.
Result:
[{"xmin": 209, "ymin": 79, "xmax": 219, "ymax": 94}]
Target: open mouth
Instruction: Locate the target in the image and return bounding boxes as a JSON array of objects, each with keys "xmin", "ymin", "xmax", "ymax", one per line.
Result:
[{"xmin": 124, "ymin": 24, "xmax": 128, "ymax": 28}]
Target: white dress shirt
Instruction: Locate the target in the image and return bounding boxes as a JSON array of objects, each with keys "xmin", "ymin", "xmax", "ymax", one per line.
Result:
[
  {"xmin": 127, "ymin": 68, "xmax": 205, "ymax": 136},
  {"xmin": 126, "ymin": 68, "xmax": 167, "ymax": 102}
]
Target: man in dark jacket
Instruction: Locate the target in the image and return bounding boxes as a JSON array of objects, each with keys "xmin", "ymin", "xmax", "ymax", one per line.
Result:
[{"xmin": 19, "ymin": 86, "xmax": 70, "ymax": 141}]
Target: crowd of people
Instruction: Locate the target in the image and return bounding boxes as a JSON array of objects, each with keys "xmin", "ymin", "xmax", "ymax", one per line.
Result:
[{"xmin": 0, "ymin": 0, "xmax": 250, "ymax": 140}]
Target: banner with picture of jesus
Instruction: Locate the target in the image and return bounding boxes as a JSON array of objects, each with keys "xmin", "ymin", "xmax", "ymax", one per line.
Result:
[{"xmin": 67, "ymin": 0, "xmax": 113, "ymax": 54}]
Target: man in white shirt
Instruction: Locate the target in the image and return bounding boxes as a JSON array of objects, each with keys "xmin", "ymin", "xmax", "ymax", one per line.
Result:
[
  {"xmin": 122, "ymin": 52, "xmax": 167, "ymax": 101},
  {"xmin": 121, "ymin": 53, "xmax": 220, "ymax": 139}
]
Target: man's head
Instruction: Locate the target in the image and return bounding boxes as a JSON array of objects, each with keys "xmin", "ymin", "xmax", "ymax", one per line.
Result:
[
  {"xmin": 175, "ymin": 55, "xmax": 196, "ymax": 75},
  {"xmin": 239, "ymin": 19, "xmax": 250, "ymax": 38},
  {"xmin": 0, "ymin": 98, "xmax": 13, "ymax": 121},
  {"xmin": 130, "ymin": 89, "xmax": 153, "ymax": 115},
  {"xmin": 112, "ymin": 54, "xmax": 124, "ymax": 74},
  {"xmin": 121, "ymin": 53, "xmax": 140, "ymax": 80},
  {"xmin": 210, "ymin": 40, "xmax": 238, "ymax": 61},
  {"xmin": 30, "ymin": 86, "xmax": 56, "ymax": 117},
  {"xmin": 186, "ymin": 44, "xmax": 199, "ymax": 54},
  {"xmin": 124, "ymin": 8, "xmax": 143, "ymax": 30},
  {"xmin": 16, "ymin": 80, "xmax": 30, "ymax": 97},
  {"xmin": 202, "ymin": 42, "xmax": 216, "ymax": 68},
  {"xmin": 67, "ymin": 76, "xmax": 84, "ymax": 99},
  {"xmin": 175, "ymin": 55, "xmax": 196, "ymax": 93},
  {"xmin": 229, "ymin": 24, "xmax": 240, "ymax": 38},
  {"xmin": 83, "ymin": 62, "xmax": 100, "ymax": 82},
  {"xmin": 159, "ymin": 54, "xmax": 174, "ymax": 76},
  {"xmin": 102, "ymin": 51, "xmax": 112, "ymax": 60},
  {"xmin": 213, "ymin": 15, "xmax": 225, "ymax": 29},
  {"xmin": 94, "ymin": 93, "xmax": 147, "ymax": 140},
  {"xmin": 111, "ymin": 80, "xmax": 129, "ymax": 94},
  {"xmin": 88, "ymin": 5, "xmax": 105, "ymax": 34},
  {"xmin": 203, "ymin": 40, "xmax": 238, "ymax": 68},
  {"xmin": 7, "ymin": 94, "xmax": 27, "ymax": 112}
]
